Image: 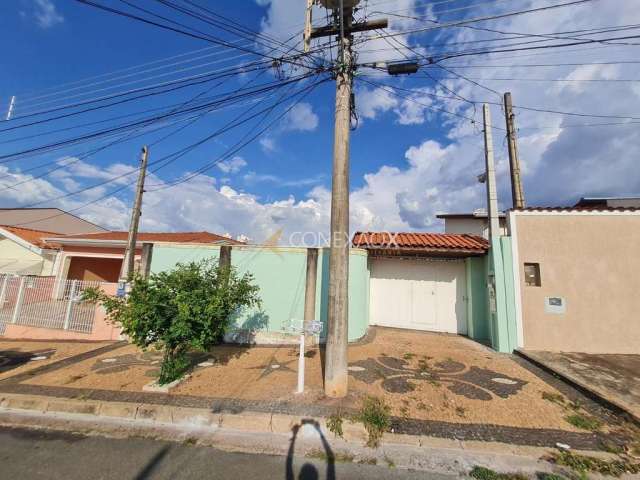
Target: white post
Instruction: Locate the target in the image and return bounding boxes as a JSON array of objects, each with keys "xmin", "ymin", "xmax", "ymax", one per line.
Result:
[
  {"xmin": 297, "ymin": 333, "xmax": 305, "ymax": 394},
  {"xmin": 0, "ymin": 276, "xmax": 7, "ymax": 308},
  {"xmin": 63, "ymin": 280, "xmax": 77, "ymax": 330},
  {"xmin": 11, "ymin": 277, "xmax": 26, "ymax": 324}
]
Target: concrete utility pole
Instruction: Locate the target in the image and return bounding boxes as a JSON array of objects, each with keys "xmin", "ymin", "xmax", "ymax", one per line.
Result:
[
  {"xmin": 325, "ymin": 4, "xmax": 352, "ymax": 399},
  {"xmin": 120, "ymin": 146, "xmax": 149, "ymax": 281},
  {"xmin": 303, "ymin": 0, "xmax": 314, "ymax": 53},
  {"xmin": 312, "ymin": 0, "xmax": 387, "ymax": 398},
  {"xmin": 503, "ymin": 92, "xmax": 525, "ymax": 209},
  {"xmin": 483, "ymin": 105, "xmax": 500, "ymax": 240}
]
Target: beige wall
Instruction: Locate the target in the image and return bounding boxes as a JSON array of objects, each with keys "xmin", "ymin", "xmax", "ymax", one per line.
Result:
[
  {"xmin": 444, "ymin": 217, "xmax": 507, "ymax": 238},
  {"xmin": 515, "ymin": 213, "xmax": 640, "ymax": 354},
  {"xmin": 0, "ymin": 209, "xmax": 105, "ymax": 234},
  {"xmin": 0, "ymin": 237, "xmax": 45, "ymax": 275}
]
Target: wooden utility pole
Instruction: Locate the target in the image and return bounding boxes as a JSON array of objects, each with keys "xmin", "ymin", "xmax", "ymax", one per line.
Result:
[
  {"xmin": 120, "ymin": 146, "xmax": 149, "ymax": 281},
  {"xmin": 503, "ymin": 92, "xmax": 525, "ymax": 209}
]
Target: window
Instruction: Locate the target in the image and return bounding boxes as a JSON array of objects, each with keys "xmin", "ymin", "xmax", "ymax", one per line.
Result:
[{"xmin": 524, "ymin": 263, "xmax": 541, "ymax": 287}]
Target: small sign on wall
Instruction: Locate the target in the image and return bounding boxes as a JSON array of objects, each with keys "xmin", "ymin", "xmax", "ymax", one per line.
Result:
[{"xmin": 545, "ymin": 296, "xmax": 566, "ymax": 314}]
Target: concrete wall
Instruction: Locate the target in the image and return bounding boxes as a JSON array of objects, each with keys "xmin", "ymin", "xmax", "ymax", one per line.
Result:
[
  {"xmin": 444, "ymin": 217, "xmax": 507, "ymax": 239},
  {"xmin": 513, "ymin": 213, "xmax": 640, "ymax": 354},
  {"xmin": 150, "ymin": 244, "xmax": 370, "ymax": 343},
  {"xmin": 1, "ymin": 283, "xmax": 121, "ymax": 341},
  {"xmin": 0, "ymin": 237, "xmax": 47, "ymax": 275}
]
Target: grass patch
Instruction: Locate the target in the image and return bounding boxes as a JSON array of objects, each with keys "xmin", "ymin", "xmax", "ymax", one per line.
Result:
[
  {"xmin": 416, "ymin": 401, "xmax": 428, "ymax": 411},
  {"xmin": 403, "ymin": 352, "xmax": 415, "ymax": 360},
  {"xmin": 548, "ymin": 451, "xmax": 640, "ymax": 478},
  {"xmin": 541, "ymin": 391, "xmax": 565, "ymax": 406},
  {"xmin": 455, "ymin": 406, "xmax": 467, "ymax": 417},
  {"xmin": 327, "ymin": 411, "xmax": 344, "ymax": 438},
  {"xmin": 307, "ymin": 449, "xmax": 355, "ymax": 463},
  {"xmin": 469, "ymin": 466, "xmax": 528, "ymax": 480},
  {"xmin": 535, "ymin": 473, "xmax": 567, "ymax": 480},
  {"xmin": 355, "ymin": 396, "xmax": 391, "ymax": 448},
  {"xmin": 565, "ymin": 413, "xmax": 602, "ymax": 431},
  {"xmin": 383, "ymin": 455, "xmax": 395, "ymax": 468}
]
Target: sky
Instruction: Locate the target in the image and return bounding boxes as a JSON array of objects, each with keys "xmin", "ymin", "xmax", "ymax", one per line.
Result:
[{"xmin": 0, "ymin": 0, "xmax": 639, "ymax": 244}]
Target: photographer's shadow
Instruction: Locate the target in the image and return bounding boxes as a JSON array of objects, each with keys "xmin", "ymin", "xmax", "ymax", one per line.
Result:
[{"xmin": 285, "ymin": 419, "xmax": 335, "ymax": 480}]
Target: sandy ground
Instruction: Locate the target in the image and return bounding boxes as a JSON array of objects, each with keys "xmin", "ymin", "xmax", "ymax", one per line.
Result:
[
  {"xmin": 0, "ymin": 340, "xmax": 113, "ymax": 381},
  {"xmin": 17, "ymin": 329, "xmax": 581, "ymax": 431}
]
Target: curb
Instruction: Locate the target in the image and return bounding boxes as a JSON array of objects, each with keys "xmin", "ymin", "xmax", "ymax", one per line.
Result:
[
  {"xmin": 0, "ymin": 392, "xmax": 601, "ymax": 459},
  {"xmin": 0, "ymin": 393, "xmax": 361, "ymax": 439},
  {"xmin": 515, "ymin": 350, "xmax": 640, "ymax": 426}
]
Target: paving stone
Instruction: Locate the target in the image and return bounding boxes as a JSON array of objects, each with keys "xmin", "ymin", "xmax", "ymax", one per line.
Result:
[
  {"xmin": 4, "ymin": 395, "xmax": 49, "ymax": 412},
  {"xmin": 383, "ymin": 432, "xmax": 421, "ymax": 446},
  {"xmin": 220, "ymin": 411, "xmax": 272, "ymax": 432},
  {"xmin": 270, "ymin": 413, "xmax": 301, "ymax": 433},
  {"xmin": 97, "ymin": 401, "xmax": 138, "ymax": 419},
  {"xmin": 341, "ymin": 421, "xmax": 368, "ymax": 444},
  {"xmin": 46, "ymin": 399, "xmax": 99, "ymax": 415},
  {"xmin": 135, "ymin": 405, "xmax": 173, "ymax": 423},
  {"xmin": 171, "ymin": 407, "xmax": 220, "ymax": 427}
]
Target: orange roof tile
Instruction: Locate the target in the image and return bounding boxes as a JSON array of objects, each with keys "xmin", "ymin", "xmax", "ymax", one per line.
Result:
[
  {"xmin": 54, "ymin": 231, "xmax": 244, "ymax": 244},
  {"xmin": 352, "ymin": 231, "xmax": 488, "ymax": 253},
  {"xmin": 0, "ymin": 225, "xmax": 61, "ymax": 249}
]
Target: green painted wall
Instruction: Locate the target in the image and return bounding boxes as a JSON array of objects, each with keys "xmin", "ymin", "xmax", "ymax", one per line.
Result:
[
  {"xmin": 465, "ymin": 256, "xmax": 490, "ymax": 343},
  {"xmin": 486, "ymin": 237, "xmax": 519, "ymax": 353},
  {"xmin": 150, "ymin": 244, "xmax": 369, "ymax": 342}
]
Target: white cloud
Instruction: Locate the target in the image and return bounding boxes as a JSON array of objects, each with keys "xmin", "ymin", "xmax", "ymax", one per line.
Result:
[
  {"xmin": 33, "ymin": 0, "xmax": 64, "ymax": 29},
  {"xmin": 217, "ymin": 156, "xmax": 247, "ymax": 174},
  {"xmin": 282, "ymin": 102, "xmax": 319, "ymax": 132},
  {"xmin": 358, "ymin": 87, "xmax": 398, "ymax": 120}
]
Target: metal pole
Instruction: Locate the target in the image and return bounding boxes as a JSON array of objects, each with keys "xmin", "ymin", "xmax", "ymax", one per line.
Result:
[
  {"xmin": 11, "ymin": 277, "xmax": 26, "ymax": 325},
  {"xmin": 63, "ymin": 280, "xmax": 77, "ymax": 330},
  {"xmin": 5, "ymin": 96, "xmax": 15, "ymax": 121},
  {"xmin": 504, "ymin": 92, "xmax": 525, "ymax": 209},
  {"xmin": 120, "ymin": 146, "xmax": 149, "ymax": 281},
  {"xmin": 303, "ymin": 248, "xmax": 318, "ymax": 345},
  {"xmin": 324, "ymin": 10, "xmax": 352, "ymax": 399},
  {"xmin": 297, "ymin": 333, "xmax": 305, "ymax": 394},
  {"xmin": 483, "ymin": 104, "xmax": 500, "ymax": 240}
]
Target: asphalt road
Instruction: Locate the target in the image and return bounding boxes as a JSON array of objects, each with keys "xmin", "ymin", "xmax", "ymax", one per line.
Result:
[{"xmin": 0, "ymin": 426, "xmax": 457, "ymax": 479}]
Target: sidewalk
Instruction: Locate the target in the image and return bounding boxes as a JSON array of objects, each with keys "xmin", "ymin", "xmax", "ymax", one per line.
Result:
[
  {"xmin": 0, "ymin": 329, "xmax": 633, "ymax": 450},
  {"xmin": 517, "ymin": 350, "xmax": 640, "ymax": 424}
]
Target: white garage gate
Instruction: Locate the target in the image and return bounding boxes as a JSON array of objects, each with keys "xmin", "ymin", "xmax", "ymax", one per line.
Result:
[{"xmin": 369, "ymin": 257, "xmax": 468, "ymax": 334}]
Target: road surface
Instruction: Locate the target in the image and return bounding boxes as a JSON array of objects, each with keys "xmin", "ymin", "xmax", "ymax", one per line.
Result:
[{"xmin": 0, "ymin": 426, "xmax": 457, "ymax": 479}]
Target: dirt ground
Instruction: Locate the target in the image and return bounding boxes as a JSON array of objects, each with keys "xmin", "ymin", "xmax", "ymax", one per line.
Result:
[
  {"xmin": 0, "ymin": 340, "xmax": 113, "ymax": 381},
  {"xmin": 16, "ymin": 328, "xmax": 586, "ymax": 431}
]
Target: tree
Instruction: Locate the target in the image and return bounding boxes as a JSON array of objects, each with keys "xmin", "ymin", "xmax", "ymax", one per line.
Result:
[{"xmin": 84, "ymin": 260, "xmax": 260, "ymax": 384}]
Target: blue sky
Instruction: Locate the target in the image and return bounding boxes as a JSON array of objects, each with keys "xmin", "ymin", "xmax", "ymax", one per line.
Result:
[{"xmin": 1, "ymin": 0, "xmax": 639, "ymax": 242}]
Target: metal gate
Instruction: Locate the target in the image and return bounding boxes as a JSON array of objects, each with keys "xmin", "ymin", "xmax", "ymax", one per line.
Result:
[{"xmin": 0, "ymin": 275, "xmax": 103, "ymax": 335}]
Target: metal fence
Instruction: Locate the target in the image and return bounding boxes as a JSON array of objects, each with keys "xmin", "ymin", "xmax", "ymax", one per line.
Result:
[{"xmin": 0, "ymin": 275, "xmax": 106, "ymax": 335}]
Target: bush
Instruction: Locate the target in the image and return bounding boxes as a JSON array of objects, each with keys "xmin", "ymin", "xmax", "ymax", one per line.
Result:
[
  {"xmin": 84, "ymin": 260, "xmax": 260, "ymax": 385},
  {"xmin": 355, "ymin": 396, "xmax": 391, "ymax": 448}
]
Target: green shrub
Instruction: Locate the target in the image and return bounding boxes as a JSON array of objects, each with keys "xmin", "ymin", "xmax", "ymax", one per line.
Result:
[
  {"xmin": 564, "ymin": 413, "xmax": 602, "ymax": 431},
  {"xmin": 550, "ymin": 451, "xmax": 640, "ymax": 478},
  {"xmin": 84, "ymin": 260, "xmax": 260, "ymax": 385},
  {"xmin": 327, "ymin": 411, "xmax": 344, "ymax": 438},
  {"xmin": 355, "ymin": 396, "xmax": 391, "ymax": 448},
  {"xmin": 469, "ymin": 466, "xmax": 528, "ymax": 480}
]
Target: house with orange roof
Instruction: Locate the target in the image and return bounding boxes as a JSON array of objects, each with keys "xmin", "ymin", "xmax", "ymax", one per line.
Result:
[
  {"xmin": 0, "ymin": 225, "xmax": 61, "ymax": 276},
  {"xmin": 44, "ymin": 230, "xmax": 244, "ymax": 283}
]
